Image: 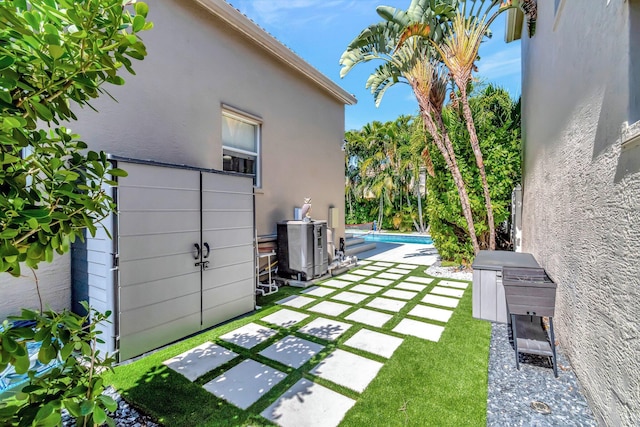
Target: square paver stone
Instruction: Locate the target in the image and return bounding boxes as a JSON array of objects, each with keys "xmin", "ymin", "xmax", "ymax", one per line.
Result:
[
  {"xmin": 387, "ymin": 268, "xmax": 412, "ymax": 275},
  {"xmin": 259, "ymin": 336, "xmax": 324, "ymax": 368},
  {"xmin": 366, "ymin": 297, "xmax": 408, "ymax": 312},
  {"xmin": 365, "ymin": 278, "xmax": 394, "ymax": 287},
  {"xmin": 396, "ymin": 264, "xmax": 417, "ymax": 269},
  {"xmin": 357, "ymin": 260, "xmax": 372, "ymax": 265},
  {"xmin": 408, "ymin": 305, "xmax": 453, "ymax": 323},
  {"xmin": 307, "ymin": 301, "xmax": 352, "ymax": 317},
  {"xmin": 220, "ymin": 323, "xmax": 278, "ymax": 350},
  {"xmin": 163, "ymin": 342, "xmax": 238, "ymax": 382},
  {"xmin": 362, "ymin": 265, "xmax": 385, "ymax": 271},
  {"xmin": 344, "ymin": 329, "xmax": 404, "ymax": 358},
  {"xmin": 261, "ymin": 309, "xmax": 310, "ymax": 328},
  {"xmin": 382, "ymin": 289, "xmax": 418, "ymax": 300},
  {"xmin": 302, "ymin": 286, "xmax": 335, "ymax": 297},
  {"xmin": 405, "ymin": 276, "xmax": 434, "ymax": 285},
  {"xmin": 377, "ymin": 272, "xmax": 403, "ymax": 280},
  {"xmin": 374, "ymin": 262, "xmax": 394, "ymax": 267},
  {"xmin": 431, "ymin": 286, "xmax": 464, "ymax": 298},
  {"xmin": 350, "ymin": 269, "xmax": 376, "ymax": 276},
  {"xmin": 396, "ymin": 282, "xmax": 427, "ymax": 292},
  {"xmin": 438, "ymin": 280, "xmax": 469, "ymax": 289},
  {"xmin": 277, "ymin": 295, "xmax": 315, "ymax": 308},
  {"xmin": 331, "ymin": 291, "xmax": 369, "ymax": 304},
  {"xmin": 393, "ymin": 319, "xmax": 445, "ymax": 342},
  {"xmin": 422, "ymin": 294, "xmax": 460, "ymax": 308},
  {"xmin": 261, "ymin": 379, "xmax": 356, "ymax": 427},
  {"xmin": 298, "ymin": 317, "xmax": 352, "ymax": 341},
  {"xmin": 345, "ymin": 308, "xmax": 392, "ymax": 328},
  {"xmin": 320, "ymin": 279, "xmax": 350, "ymax": 289},
  {"xmin": 336, "ymin": 274, "xmax": 362, "ymax": 282},
  {"xmin": 310, "ymin": 349, "xmax": 383, "ymax": 393},
  {"xmin": 203, "ymin": 359, "xmax": 286, "ymax": 410},
  {"xmin": 351, "ymin": 284, "xmax": 383, "ymax": 295}
]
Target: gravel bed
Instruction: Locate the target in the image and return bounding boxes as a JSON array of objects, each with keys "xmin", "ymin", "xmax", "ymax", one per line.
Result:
[
  {"xmin": 487, "ymin": 323, "xmax": 597, "ymax": 426},
  {"xmin": 62, "ymin": 386, "xmax": 159, "ymax": 427},
  {"xmin": 424, "ymin": 263, "xmax": 472, "ymax": 281}
]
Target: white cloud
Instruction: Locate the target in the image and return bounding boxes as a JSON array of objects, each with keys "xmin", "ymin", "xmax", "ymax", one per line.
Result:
[{"xmin": 476, "ymin": 44, "xmax": 521, "ymax": 80}]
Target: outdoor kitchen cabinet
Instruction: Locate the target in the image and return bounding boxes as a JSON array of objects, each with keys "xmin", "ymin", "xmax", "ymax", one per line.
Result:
[
  {"xmin": 72, "ymin": 157, "xmax": 255, "ymax": 361},
  {"xmin": 471, "ymin": 250, "xmax": 540, "ymax": 323}
]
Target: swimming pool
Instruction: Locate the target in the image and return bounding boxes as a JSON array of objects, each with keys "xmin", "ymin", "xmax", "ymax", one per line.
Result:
[{"xmin": 357, "ymin": 232, "xmax": 433, "ymax": 245}]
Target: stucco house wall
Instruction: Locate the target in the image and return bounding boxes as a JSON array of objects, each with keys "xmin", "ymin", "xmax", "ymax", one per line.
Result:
[
  {"xmin": 0, "ymin": 0, "xmax": 354, "ymax": 318},
  {"xmin": 519, "ymin": 1, "xmax": 640, "ymax": 425}
]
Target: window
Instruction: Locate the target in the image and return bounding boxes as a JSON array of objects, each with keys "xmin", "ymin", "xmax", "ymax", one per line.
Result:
[{"xmin": 221, "ymin": 108, "xmax": 261, "ymax": 187}]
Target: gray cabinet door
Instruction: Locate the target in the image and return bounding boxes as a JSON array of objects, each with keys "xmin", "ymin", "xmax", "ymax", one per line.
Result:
[
  {"xmin": 201, "ymin": 172, "xmax": 255, "ymax": 329},
  {"xmin": 116, "ymin": 163, "xmax": 202, "ymax": 361},
  {"xmin": 115, "ymin": 162, "xmax": 255, "ymax": 361}
]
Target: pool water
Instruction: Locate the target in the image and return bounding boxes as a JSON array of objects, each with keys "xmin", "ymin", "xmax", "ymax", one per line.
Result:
[{"xmin": 360, "ymin": 233, "xmax": 433, "ymax": 245}]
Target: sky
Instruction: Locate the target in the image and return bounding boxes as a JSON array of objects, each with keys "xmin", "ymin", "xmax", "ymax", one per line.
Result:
[{"xmin": 228, "ymin": 0, "xmax": 522, "ymax": 131}]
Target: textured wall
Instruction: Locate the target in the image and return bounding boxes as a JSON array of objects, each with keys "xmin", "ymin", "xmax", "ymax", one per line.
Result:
[
  {"xmin": 0, "ymin": 255, "xmax": 70, "ymax": 319},
  {"xmin": 520, "ymin": 1, "xmax": 640, "ymax": 425}
]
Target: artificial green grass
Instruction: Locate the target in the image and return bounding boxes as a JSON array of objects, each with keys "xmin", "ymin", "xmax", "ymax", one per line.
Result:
[{"xmin": 105, "ymin": 268, "xmax": 491, "ymax": 426}]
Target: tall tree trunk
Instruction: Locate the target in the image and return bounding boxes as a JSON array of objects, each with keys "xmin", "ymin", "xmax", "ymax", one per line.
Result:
[
  {"xmin": 459, "ymin": 85, "xmax": 496, "ymax": 250},
  {"xmin": 416, "ymin": 184, "xmax": 425, "ymax": 233},
  {"xmin": 420, "ymin": 109, "xmax": 480, "ymax": 254},
  {"xmin": 378, "ymin": 192, "xmax": 384, "ymax": 230}
]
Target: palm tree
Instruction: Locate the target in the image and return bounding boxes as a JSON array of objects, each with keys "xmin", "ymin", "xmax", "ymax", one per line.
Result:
[
  {"xmin": 432, "ymin": 0, "xmax": 514, "ymax": 250},
  {"xmin": 340, "ymin": 0, "xmax": 482, "ymax": 253}
]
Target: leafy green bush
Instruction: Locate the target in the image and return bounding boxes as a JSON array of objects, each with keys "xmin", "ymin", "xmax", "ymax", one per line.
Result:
[
  {"xmin": 426, "ymin": 85, "xmax": 521, "ymax": 263},
  {"xmin": 0, "ymin": 0, "xmax": 152, "ymax": 425}
]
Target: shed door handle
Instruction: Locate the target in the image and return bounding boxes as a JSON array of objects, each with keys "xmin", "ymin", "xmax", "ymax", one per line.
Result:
[
  {"xmin": 193, "ymin": 243, "xmax": 201, "ymax": 260},
  {"xmin": 203, "ymin": 242, "xmax": 210, "ymax": 259}
]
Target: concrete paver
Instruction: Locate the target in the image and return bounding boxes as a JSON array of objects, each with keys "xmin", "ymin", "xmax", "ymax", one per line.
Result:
[
  {"xmin": 298, "ymin": 317, "xmax": 352, "ymax": 341},
  {"xmin": 259, "ymin": 336, "xmax": 324, "ymax": 368},
  {"xmin": 421, "ymin": 294, "xmax": 460, "ymax": 308},
  {"xmin": 365, "ymin": 277, "xmax": 394, "ymax": 287},
  {"xmin": 382, "ymin": 289, "xmax": 418, "ymax": 300},
  {"xmin": 396, "ymin": 264, "xmax": 418, "ymax": 270},
  {"xmin": 261, "ymin": 379, "xmax": 356, "ymax": 427},
  {"xmin": 408, "ymin": 305, "xmax": 453, "ymax": 323},
  {"xmin": 350, "ymin": 284, "xmax": 383, "ymax": 295},
  {"xmin": 393, "ymin": 319, "xmax": 445, "ymax": 342},
  {"xmin": 387, "ymin": 268, "xmax": 412, "ymax": 275},
  {"xmin": 261, "ymin": 309, "xmax": 310, "ymax": 328},
  {"xmin": 307, "ymin": 301, "xmax": 352, "ymax": 317},
  {"xmin": 277, "ymin": 295, "xmax": 316, "ymax": 308},
  {"xmin": 320, "ymin": 279, "xmax": 351, "ymax": 289},
  {"xmin": 343, "ymin": 329, "xmax": 404, "ymax": 358},
  {"xmin": 374, "ymin": 262, "xmax": 394, "ymax": 267},
  {"xmin": 438, "ymin": 280, "xmax": 469, "ymax": 289},
  {"xmin": 310, "ymin": 349, "xmax": 383, "ymax": 393},
  {"xmin": 362, "ymin": 265, "xmax": 385, "ymax": 271},
  {"xmin": 345, "ymin": 308, "xmax": 392, "ymax": 328},
  {"xmin": 366, "ymin": 297, "xmax": 408, "ymax": 312},
  {"xmin": 337, "ymin": 274, "xmax": 363, "ymax": 282},
  {"xmin": 350, "ymin": 269, "xmax": 376, "ymax": 276},
  {"xmin": 405, "ymin": 276, "xmax": 434, "ymax": 284},
  {"xmin": 330, "ymin": 291, "xmax": 369, "ymax": 304},
  {"xmin": 376, "ymin": 272, "xmax": 403, "ymax": 280},
  {"xmin": 431, "ymin": 286, "xmax": 464, "ymax": 298},
  {"xmin": 163, "ymin": 342, "xmax": 238, "ymax": 381},
  {"xmin": 220, "ymin": 323, "xmax": 278, "ymax": 350},
  {"xmin": 302, "ymin": 286, "xmax": 335, "ymax": 297},
  {"xmin": 203, "ymin": 359, "xmax": 286, "ymax": 409},
  {"xmin": 395, "ymin": 282, "xmax": 427, "ymax": 292}
]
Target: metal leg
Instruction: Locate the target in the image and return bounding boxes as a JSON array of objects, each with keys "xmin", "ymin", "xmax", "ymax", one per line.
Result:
[
  {"xmin": 511, "ymin": 314, "xmax": 520, "ymax": 371},
  {"xmin": 549, "ymin": 317, "xmax": 558, "ymax": 378}
]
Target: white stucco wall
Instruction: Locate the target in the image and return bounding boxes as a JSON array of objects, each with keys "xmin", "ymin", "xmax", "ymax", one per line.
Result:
[
  {"xmin": 1, "ymin": 0, "xmax": 348, "ymax": 319},
  {"xmin": 520, "ymin": 1, "xmax": 640, "ymax": 425}
]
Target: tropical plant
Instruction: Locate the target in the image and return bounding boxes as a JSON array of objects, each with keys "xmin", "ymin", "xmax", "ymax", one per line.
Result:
[
  {"xmin": 0, "ymin": 0, "xmax": 152, "ymax": 425},
  {"xmin": 340, "ymin": 0, "xmax": 484, "ymax": 252}
]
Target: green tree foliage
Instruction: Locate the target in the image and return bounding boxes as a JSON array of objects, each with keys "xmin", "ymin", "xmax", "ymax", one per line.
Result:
[
  {"xmin": 344, "ymin": 116, "xmax": 429, "ymax": 232},
  {"xmin": 0, "ymin": 1, "xmax": 152, "ymax": 425},
  {"xmin": 0, "ymin": 0, "xmax": 151, "ymax": 276},
  {"xmin": 426, "ymin": 85, "xmax": 521, "ymax": 263}
]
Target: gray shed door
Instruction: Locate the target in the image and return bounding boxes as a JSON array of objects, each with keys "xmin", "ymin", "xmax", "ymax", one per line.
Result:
[{"xmin": 116, "ymin": 162, "xmax": 254, "ymax": 360}]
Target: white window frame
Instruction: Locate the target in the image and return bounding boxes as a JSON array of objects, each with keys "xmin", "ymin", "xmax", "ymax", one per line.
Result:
[{"xmin": 221, "ymin": 105, "xmax": 262, "ymax": 188}]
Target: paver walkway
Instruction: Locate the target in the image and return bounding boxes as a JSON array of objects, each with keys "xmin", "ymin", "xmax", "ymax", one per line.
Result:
[{"xmin": 162, "ymin": 260, "xmax": 469, "ymax": 427}]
